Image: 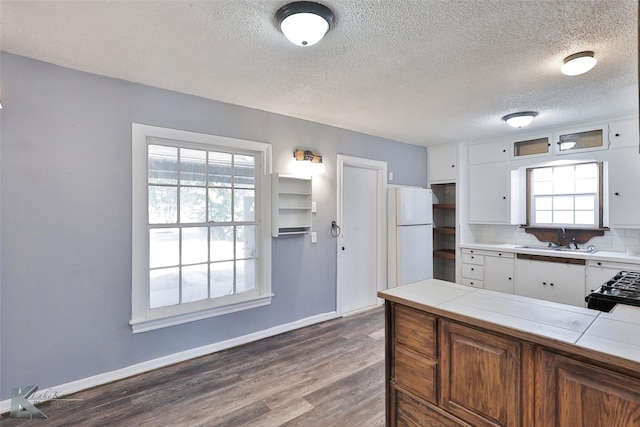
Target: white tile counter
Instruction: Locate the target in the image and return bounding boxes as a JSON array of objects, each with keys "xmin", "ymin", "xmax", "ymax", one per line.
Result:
[{"xmin": 379, "ymin": 279, "xmax": 640, "ymax": 364}]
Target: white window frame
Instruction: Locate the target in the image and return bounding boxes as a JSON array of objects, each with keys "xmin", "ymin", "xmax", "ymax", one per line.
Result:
[
  {"xmin": 527, "ymin": 160, "xmax": 604, "ymax": 229},
  {"xmin": 131, "ymin": 123, "xmax": 272, "ymax": 333}
]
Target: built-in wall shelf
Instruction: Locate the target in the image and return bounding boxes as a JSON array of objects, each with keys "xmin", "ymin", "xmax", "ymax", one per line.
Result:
[
  {"xmin": 271, "ymin": 174, "xmax": 312, "ymax": 237},
  {"xmin": 434, "ymin": 249, "xmax": 456, "ymax": 260},
  {"xmin": 434, "ymin": 227, "xmax": 456, "ymax": 235},
  {"xmin": 434, "ymin": 203, "xmax": 456, "ymax": 209},
  {"xmin": 432, "ymin": 183, "xmax": 457, "ymax": 282}
]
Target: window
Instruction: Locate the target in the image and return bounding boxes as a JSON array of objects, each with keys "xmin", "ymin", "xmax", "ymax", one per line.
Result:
[
  {"xmin": 527, "ymin": 162, "xmax": 603, "ymax": 228},
  {"xmin": 131, "ymin": 124, "xmax": 272, "ymax": 333}
]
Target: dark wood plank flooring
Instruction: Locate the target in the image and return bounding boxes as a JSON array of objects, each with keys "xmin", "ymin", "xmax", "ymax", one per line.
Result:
[{"xmin": 1, "ymin": 308, "xmax": 385, "ymax": 427}]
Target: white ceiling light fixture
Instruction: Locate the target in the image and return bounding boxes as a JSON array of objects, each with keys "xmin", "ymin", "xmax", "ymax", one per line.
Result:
[
  {"xmin": 502, "ymin": 111, "xmax": 538, "ymax": 128},
  {"xmin": 561, "ymin": 51, "xmax": 597, "ymax": 76},
  {"xmin": 275, "ymin": 1, "xmax": 335, "ymax": 47}
]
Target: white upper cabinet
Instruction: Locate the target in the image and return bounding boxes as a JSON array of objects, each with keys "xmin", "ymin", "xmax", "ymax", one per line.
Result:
[
  {"xmin": 469, "ymin": 162, "xmax": 511, "ymax": 224},
  {"xmin": 469, "ymin": 140, "xmax": 509, "ymax": 165},
  {"xmin": 609, "ymin": 118, "xmax": 640, "ymax": 149},
  {"xmin": 428, "ymin": 144, "xmax": 457, "ymax": 183},
  {"xmin": 609, "ymin": 147, "xmax": 640, "ymax": 228}
]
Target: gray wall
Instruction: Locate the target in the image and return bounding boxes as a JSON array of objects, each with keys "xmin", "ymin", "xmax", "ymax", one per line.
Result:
[{"xmin": 0, "ymin": 53, "xmax": 427, "ymax": 399}]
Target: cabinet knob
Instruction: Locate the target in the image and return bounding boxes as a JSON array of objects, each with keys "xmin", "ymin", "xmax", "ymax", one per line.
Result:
[
  {"xmin": 498, "ymin": 253, "xmax": 502, "ymax": 256},
  {"xmin": 550, "ymin": 283, "xmax": 554, "ymax": 286},
  {"xmin": 451, "ymin": 164, "xmax": 455, "ymax": 168},
  {"xmin": 615, "ymin": 133, "xmax": 620, "ymax": 137},
  {"xmin": 471, "ymin": 267, "xmax": 474, "ymax": 271},
  {"xmin": 597, "ymin": 262, "xmax": 602, "ymax": 266},
  {"xmin": 543, "ymin": 282, "xmax": 547, "ymax": 285},
  {"xmin": 615, "ymin": 192, "xmax": 620, "ymax": 196},
  {"xmin": 502, "ymin": 149, "xmax": 506, "ymax": 153},
  {"xmin": 508, "ymin": 277, "xmax": 512, "ymax": 280},
  {"xmin": 502, "ymin": 196, "xmax": 506, "ymax": 200},
  {"xmin": 471, "ymin": 256, "xmax": 474, "ymax": 259}
]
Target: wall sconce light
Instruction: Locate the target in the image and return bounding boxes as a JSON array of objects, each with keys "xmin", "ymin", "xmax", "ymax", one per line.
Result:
[
  {"xmin": 561, "ymin": 51, "xmax": 597, "ymax": 76},
  {"xmin": 275, "ymin": 1, "xmax": 335, "ymax": 46},
  {"xmin": 293, "ymin": 149, "xmax": 325, "ymax": 175},
  {"xmin": 502, "ymin": 111, "xmax": 538, "ymax": 128}
]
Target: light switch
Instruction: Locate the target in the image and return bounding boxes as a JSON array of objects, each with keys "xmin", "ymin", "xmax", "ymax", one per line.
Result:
[
  {"xmin": 310, "ymin": 232, "xmax": 317, "ymax": 243},
  {"xmin": 311, "ymin": 202, "xmax": 317, "ymax": 213}
]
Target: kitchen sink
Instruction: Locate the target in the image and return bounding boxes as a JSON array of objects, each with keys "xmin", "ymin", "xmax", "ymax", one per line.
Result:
[{"xmin": 516, "ymin": 245, "xmax": 597, "ymax": 254}]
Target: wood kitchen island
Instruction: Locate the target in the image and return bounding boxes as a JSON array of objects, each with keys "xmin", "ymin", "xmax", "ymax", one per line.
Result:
[{"xmin": 378, "ymin": 279, "xmax": 640, "ymax": 427}]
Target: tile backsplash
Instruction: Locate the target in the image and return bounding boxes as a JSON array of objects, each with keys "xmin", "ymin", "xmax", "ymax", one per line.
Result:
[{"xmin": 466, "ymin": 225, "xmax": 640, "ymax": 255}]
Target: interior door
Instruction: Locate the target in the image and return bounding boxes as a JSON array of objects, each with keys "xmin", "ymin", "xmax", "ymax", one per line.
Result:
[{"xmin": 337, "ymin": 155, "xmax": 387, "ymax": 315}]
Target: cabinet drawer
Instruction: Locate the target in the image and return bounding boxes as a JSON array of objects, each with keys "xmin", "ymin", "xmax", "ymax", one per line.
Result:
[
  {"xmin": 461, "ymin": 277, "xmax": 484, "ymax": 288},
  {"xmin": 462, "ymin": 264, "xmax": 484, "ymax": 280},
  {"xmin": 394, "ymin": 304, "xmax": 437, "ymax": 358},
  {"xmin": 395, "ymin": 348, "xmax": 437, "ymax": 404},
  {"xmin": 461, "ymin": 253, "xmax": 485, "ymax": 265}
]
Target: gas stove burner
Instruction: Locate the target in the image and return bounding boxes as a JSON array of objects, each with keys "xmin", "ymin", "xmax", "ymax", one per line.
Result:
[{"xmin": 585, "ymin": 270, "xmax": 640, "ymax": 312}]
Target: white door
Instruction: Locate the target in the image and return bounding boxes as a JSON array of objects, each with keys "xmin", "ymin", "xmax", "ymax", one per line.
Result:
[{"xmin": 337, "ymin": 155, "xmax": 387, "ymax": 315}]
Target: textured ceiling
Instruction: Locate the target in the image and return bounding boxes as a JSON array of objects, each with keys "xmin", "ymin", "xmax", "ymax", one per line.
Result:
[{"xmin": 0, "ymin": 0, "xmax": 637, "ymax": 146}]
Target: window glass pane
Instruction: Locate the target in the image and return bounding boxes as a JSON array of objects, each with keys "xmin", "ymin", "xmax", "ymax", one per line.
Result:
[
  {"xmin": 180, "ymin": 148, "xmax": 207, "ymax": 186},
  {"xmin": 553, "ymin": 211, "xmax": 574, "ymax": 224},
  {"xmin": 575, "ymin": 178, "xmax": 597, "ymax": 193},
  {"xmin": 210, "ymin": 226, "xmax": 234, "ymax": 262},
  {"xmin": 150, "ymin": 267, "xmax": 179, "ymax": 308},
  {"xmin": 149, "ymin": 228, "xmax": 179, "ymax": 268},
  {"xmin": 208, "ymin": 188, "xmax": 232, "ymax": 222},
  {"xmin": 210, "ymin": 261, "xmax": 234, "ymax": 297},
  {"xmin": 514, "ymin": 137, "xmax": 548, "ymax": 157},
  {"xmin": 553, "ymin": 196, "xmax": 574, "ymax": 210},
  {"xmin": 182, "ymin": 227, "xmax": 208, "ymax": 265},
  {"xmin": 575, "ymin": 196, "xmax": 595, "ymax": 210},
  {"xmin": 234, "ymin": 189, "xmax": 255, "ymax": 222},
  {"xmin": 554, "ymin": 166, "xmax": 574, "ymax": 180},
  {"xmin": 558, "ymin": 129, "xmax": 602, "ymax": 151},
  {"xmin": 535, "ymin": 211, "xmax": 552, "ymax": 224},
  {"xmin": 553, "ymin": 180, "xmax": 574, "ymax": 194},
  {"xmin": 236, "ymin": 259, "xmax": 256, "ymax": 293},
  {"xmin": 575, "ymin": 211, "xmax": 595, "ymax": 225},
  {"xmin": 149, "ymin": 186, "xmax": 177, "ymax": 224},
  {"xmin": 180, "ymin": 187, "xmax": 207, "ymax": 223},
  {"xmin": 234, "ymin": 155, "xmax": 255, "ymax": 189},
  {"xmin": 236, "ymin": 225, "xmax": 257, "ymax": 259},
  {"xmin": 575, "ymin": 163, "xmax": 598, "ymax": 178},
  {"xmin": 208, "ymin": 152, "xmax": 232, "ymax": 188},
  {"xmin": 534, "ymin": 181, "xmax": 553, "ymax": 194},
  {"xmin": 182, "ymin": 264, "xmax": 209, "ymax": 303},
  {"xmin": 533, "ymin": 167, "xmax": 553, "ymax": 181},
  {"xmin": 149, "ymin": 145, "xmax": 178, "ymax": 185},
  {"xmin": 535, "ymin": 196, "xmax": 553, "ymax": 210}
]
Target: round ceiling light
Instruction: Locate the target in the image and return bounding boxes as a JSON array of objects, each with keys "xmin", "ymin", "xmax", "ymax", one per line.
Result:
[
  {"xmin": 502, "ymin": 111, "xmax": 538, "ymax": 128},
  {"xmin": 561, "ymin": 51, "xmax": 597, "ymax": 76},
  {"xmin": 275, "ymin": 2, "xmax": 335, "ymax": 46}
]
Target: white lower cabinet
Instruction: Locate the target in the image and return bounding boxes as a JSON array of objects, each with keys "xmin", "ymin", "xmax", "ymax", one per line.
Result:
[
  {"xmin": 586, "ymin": 259, "xmax": 640, "ymax": 295},
  {"xmin": 461, "ymin": 249, "xmax": 514, "ymax": 292},
  {"xmin": 515, "ymin": 256, "xmax": 586, "ymax": 307},
  {"xmin": 484, "ymin": 253, "xmax": 515, "ymax": 293}
]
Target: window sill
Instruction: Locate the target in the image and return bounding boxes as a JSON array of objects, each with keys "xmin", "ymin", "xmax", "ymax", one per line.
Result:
[{"xmin": 130, "ymin": 294, "xmax": 274, "ymax": 334}]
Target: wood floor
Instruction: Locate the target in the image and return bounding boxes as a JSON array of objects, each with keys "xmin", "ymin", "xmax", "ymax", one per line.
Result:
[{"xmin": 1, "ymin": 307, "xmax": 386, "ymax": 427}]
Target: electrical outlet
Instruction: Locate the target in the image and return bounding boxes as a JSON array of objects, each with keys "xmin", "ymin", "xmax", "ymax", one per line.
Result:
[{"xmin": 310, "ymin": 232, "xmax": 317, "ymax": 243}]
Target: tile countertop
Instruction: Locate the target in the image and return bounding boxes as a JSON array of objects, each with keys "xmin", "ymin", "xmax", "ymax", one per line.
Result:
[
  {"xmin": 459, "ymin": 242, "xmax": 640, "ymax": 264},
  {"xmin": 378, "ymin": 279, "xmax": 640, "ymax": 364}
]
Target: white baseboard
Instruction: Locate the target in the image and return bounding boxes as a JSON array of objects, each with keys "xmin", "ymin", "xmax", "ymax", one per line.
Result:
[{"xmin": 1, "ymin": 311, "xmax": 338, "ymax": 414}]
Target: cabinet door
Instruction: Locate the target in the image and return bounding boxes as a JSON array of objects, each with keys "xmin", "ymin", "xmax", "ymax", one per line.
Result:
[
  {"xmin": 515, "ymin": 259, "xmax": 585, "ymax": 307},
  {"xmin": 609, "ymin": 147, "xmax": 640, "ymax": 228},
  {"xmin": 428, "ymin": 144, "xmax": 457, "ymax": 183},
  {"xmin": 537, "ymin": 350, "xmax": 640, "ymax": 427},
  {"xmin": 485, "ymin": 255, "xmax": 514, "ymax": 294},
  {"xmin": 586, "ymin": 260, "xmax": 639, "ymax": 295},
  {"xmin": 469, "ymin": 162, "xmax": 510, "ymax": 224},
  {"xmin": 469, "ymin": 140, "xmax": 509, "ymax": 164},
  {"xmin": 440, "ymin": 321, "xmax": 521, "ymax": 427}
]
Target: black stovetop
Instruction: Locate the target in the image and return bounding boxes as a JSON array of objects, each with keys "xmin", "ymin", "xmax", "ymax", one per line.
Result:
[{"xmin": 585, "ymin": 270, "xmax": 640, "ymax": 312}]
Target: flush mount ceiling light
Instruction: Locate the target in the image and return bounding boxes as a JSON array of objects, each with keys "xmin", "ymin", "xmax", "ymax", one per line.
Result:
[
  {"xmin": 275, "ymin": 1, "xmax": 335, "ymax": 46},
  {"xmin": 561, "ymin": 51, "xmax": 597, "ymax": 76},
  {"xmin": 502, "ymin": 111, "xmax": 538, "ymax": 128}
]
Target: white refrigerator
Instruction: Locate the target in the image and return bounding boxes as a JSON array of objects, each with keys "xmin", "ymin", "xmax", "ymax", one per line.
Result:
[{"xmin": 387, "ymin": 187, "xmax": 433, "ymax": 287}]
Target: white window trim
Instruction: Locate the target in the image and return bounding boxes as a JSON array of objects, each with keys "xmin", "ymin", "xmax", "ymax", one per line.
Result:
[{"xmin": 131, "ymin": 123, "xmax": 272, "ymax": 333}]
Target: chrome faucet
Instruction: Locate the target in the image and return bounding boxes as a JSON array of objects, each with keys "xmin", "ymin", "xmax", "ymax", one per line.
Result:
[{"xmin": 558, "ymin": 227, "xmax": 566, "ymax": 246}]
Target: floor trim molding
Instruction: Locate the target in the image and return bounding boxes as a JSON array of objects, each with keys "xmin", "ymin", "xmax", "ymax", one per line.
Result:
[{"xmin": 1, "ymin": 311, "xmax": 338, "ymax": 414}]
